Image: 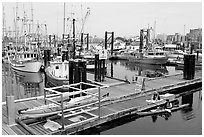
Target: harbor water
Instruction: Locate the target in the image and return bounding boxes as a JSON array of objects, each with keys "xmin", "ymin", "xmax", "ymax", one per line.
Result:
[{"xmin": 2, "ymin": 60, "xmax": 202, "ymax": 135}]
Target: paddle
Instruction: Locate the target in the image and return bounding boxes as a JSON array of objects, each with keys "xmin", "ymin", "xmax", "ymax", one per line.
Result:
[{"xmin": 164, "ymin": 109, "xmax": 172, "ymax": 113}]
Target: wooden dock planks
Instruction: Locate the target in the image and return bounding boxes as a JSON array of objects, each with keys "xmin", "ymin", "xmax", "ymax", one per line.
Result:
[{"xmin": 2, "ymin": 71, "xmax": 202, "ymax": 135}]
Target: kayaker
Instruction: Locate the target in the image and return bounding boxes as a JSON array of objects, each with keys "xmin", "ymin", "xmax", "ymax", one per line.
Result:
[
  {"xmin": 152, "ymin": 91, "xmax": 160, "ymax": 101},
  {"xmin": 164, "ymin": 99, "xmax": 173, "ymax": 109}
]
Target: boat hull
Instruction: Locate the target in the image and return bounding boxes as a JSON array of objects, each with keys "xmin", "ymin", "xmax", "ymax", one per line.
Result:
[
  {"xmin": 10, "ymin": 61, "xmax": 42, "ymax": 73},
  {"xmin": 129, "ymin": 56, "xmax": 168, "ymax": 65},
  {"xmin": 45, "ymin": 66, "xmax": 69, "ymax": 87}
]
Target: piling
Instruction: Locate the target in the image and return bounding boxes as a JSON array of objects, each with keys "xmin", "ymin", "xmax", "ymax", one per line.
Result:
[
  {"xmin": 94, "ymin": 54, "xmax": 106, "ymax": 82},
  {"xmin": 139, "ymin": 29, "xmax": 144, "ymax": 53},
  {"xmin": 183, "ymin": 54, "xmax": 195, "ymax": 80},
  {"xmin": 44, "ymin": 50, "xmax": 51, "ymax": 67},
  {"xmin": 72, "ymin": 19, "xmax": 76, "ymax": 59},
  {"xmin": 95, "ymin": 54, "xmax": 99, "ymax": 81},
  {"xmin": 111, "ymin": 32, "xmax": 114, "ymax": 56},
  {"xmin": 69, "ymin": 59, "xmax": 87, "ymax": 85},
  {"xmin": 6, "ymin": 96, "xmax": 15, "ymax": 126},
  {"xmin": 69, "ymin": 60, "xmax": 74, "ymax": 85},
  {"xmin": 101, "ymin": 59, "xmax": 106, "ymax": 81},
  {"xmin": 105, "ymin": 31, "xmax": 107, "ymax": 49}
]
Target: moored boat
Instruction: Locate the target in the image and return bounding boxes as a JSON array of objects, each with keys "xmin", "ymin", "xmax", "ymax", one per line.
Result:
[
  {"xmin": 128, "ymin": 49, "xmax": 168, "ymax": 65},
  {"xmin": 45, "ymin": 56, "xmax": 69, "ymax": 86},
  {"xmin": 8, "ymin": 51, "xmax": 42, "ymax": 73},
  {"xmin": 137, "ymin": 103, "xmax": 190, "ymax": 117}
]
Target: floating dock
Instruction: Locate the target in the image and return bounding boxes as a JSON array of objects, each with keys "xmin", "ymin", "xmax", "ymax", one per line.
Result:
[{"xmin": 2, "ymin": 70, "xmax": 202, "ymax": 135}]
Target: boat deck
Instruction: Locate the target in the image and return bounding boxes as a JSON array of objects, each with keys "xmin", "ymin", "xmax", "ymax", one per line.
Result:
[{"xmin": 2, "ymin": 70, "xmax": 202, "ymax": 135}]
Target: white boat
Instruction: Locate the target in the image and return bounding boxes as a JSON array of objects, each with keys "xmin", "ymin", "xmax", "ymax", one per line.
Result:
[
  {"xmin": 45, "ymin": 56, "xmax": 69, "ymax": 86},
  {"xmin": 128, "ymin": 49, "xmax": 168, "ymax": 65},
  {"xmin": 8, "ymin": 51, "xmax": 42, "ymax": 73}
]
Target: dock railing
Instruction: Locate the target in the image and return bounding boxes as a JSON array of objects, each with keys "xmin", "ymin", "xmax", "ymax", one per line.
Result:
[{"xmin": 43, "ymin": 82, "xmax": 109, "ymax": 130}]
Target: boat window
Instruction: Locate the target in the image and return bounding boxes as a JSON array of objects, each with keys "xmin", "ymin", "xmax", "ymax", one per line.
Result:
[
  {"xmin": 75, "ymin": 94, "xmax": 80, "ymax": 97},
  {"xmin": 24, "ymin": 54, "xmax": 26, "ymax": 58},
  {"xmin": 27, "ymin": 54, "xmax": 30, "ymax": 58},
  {"xmin": 82, "ymin": 93, "xmax": 86, "ymax": 96},
  {"xmin": 56, "ymin": 66, "xmax": 59, "ymax": 69},
  {"xmin": 31, "ymin": 54, "xmax": 33, "ymax": 58},
  {"xmin": 148, "ymin": 53, "xmax": 154, "ymax": 55},
  {"xmin": 34, "ymin": 54, "xmax": 36, "ymax": 57},
  {"xmin": 156, "ymin": 53, "xmax": 159, "ymax": 55}
]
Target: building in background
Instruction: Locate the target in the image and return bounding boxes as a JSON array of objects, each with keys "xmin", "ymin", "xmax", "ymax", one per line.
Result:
[{"xmin": 186, "ymin": 28, "xmax": 202, "ymax": 52}]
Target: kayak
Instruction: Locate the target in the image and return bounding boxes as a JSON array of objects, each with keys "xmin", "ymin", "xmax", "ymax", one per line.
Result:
[
  {"xmin": 136, "ymin": 103, "xmax": 189, "ymax": 117},
  {"xmin": 19, "ymin": 94, "xmax": 98, "ymax": 119}
]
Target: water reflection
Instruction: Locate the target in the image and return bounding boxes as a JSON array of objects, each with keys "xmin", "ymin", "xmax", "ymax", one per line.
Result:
[
  {"xmin": 2, "ymin": 64, "xmax": 44, "ymax": 101},
  {"xmin": 180, "ymin": 93, "xmax": 195, "ymax": 121},
  {"xmin": 107, "ymin": 60, "xmax": 168, "ymax": 78}
]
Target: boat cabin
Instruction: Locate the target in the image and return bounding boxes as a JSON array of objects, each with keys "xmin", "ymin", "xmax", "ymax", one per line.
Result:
[{"xmin": 49, "ymin": 56, "xmax": 69, "ymax": 78}]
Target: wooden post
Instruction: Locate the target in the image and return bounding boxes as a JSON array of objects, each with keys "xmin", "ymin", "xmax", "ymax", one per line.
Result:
[
  {"xmin": 49, "ymin": 35, "xmax": 51, "ymax": 47},
  {"xmin": 105, "ymin": 31, "xmax": 107, "ymax": 49},
  {"xmin": 183, "ymin": 54, "xmax": 195, "ymax": 80},
  {"xmin": 60, "ymin": 94, "xmax": 65, "ymax": 129},
  {"xmin": 102, "ymin": 59, "xmax": 105, "ymax": 81},
  {"xmin": 44, "ymin": 50, "xmax": 51, "ymax": 68},
  {"xmin": 69, "ymin": 60, "xmax": 74, "ymax": 84},
  {"xmin": 44, "ymin": 88, "xmax": 47, "ymax": 104},
  {"xmin": 74, "ymin": 61, "xmax": 80, "ymax": 83},
  {"xmin": 141, "ymin": 78, "xmax": 145, "ymax": 91},
  {"xmin": 111, "ymin": 62, "xmax": 113, "ymax": 77},
  {"xmin": 87, "ymin": 33, "xmax": 89, "ymax": 50},
  {"xmin": 73, "ymin": 19, "xmax": 76, "ymax": 59},
  {"xmin": 111, "ymin": 32, "xmax": 114, "ymax": 56},
  {"xmin": 95, "ymin": 54, "xmax": 99, "ymax": 81},
  {"xmin": 62, "ymin": 34, "xmax": 64, "ymax": 46},
  {"xmin": 6, "ymin": 96, "xmax": 15, "ymax": 126},
  {"xmin": 98, "ymin": 60, "xmax": 102, "ymax": 82},
  {"xmin": 139, "ymin": 29, "xmax": 144, "ymax": 53},
  {"xmin": 82, "ymin": 60, "xmax": 87, "ymax": 89},
  {"xmin": 197, "ymin": 50, "xmax": 199, "ymax": 61}
]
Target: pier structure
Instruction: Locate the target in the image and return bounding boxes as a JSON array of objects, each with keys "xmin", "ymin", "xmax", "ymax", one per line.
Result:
[{"xmin": 2, "ymin": 69, "xmax": 202, "ymax": 135}]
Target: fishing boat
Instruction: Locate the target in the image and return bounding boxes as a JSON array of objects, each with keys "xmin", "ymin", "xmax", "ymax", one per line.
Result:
[
  {"xmin": 8, "ymin": 51, "xmax": 42, "ymax": 73},
  {"xmin": 128, "ymin": 49, "xmax": 168, "ymax": 65},
  {"xmin": 128, "ymin": 28, "xmax": 168, "ymax": 65},
  {"xmin": 45, "ymin": 56, "xmax": 69, "ymax": 86}
]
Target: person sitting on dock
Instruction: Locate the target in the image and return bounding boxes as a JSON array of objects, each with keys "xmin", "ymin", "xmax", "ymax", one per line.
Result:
[
  {"xmin": 164, "ymin": 99, "xmax": 173, "ymax": 109},
  {"xmin": 152, "ymin": 91, "xmax": 161, "ymax": 101}
]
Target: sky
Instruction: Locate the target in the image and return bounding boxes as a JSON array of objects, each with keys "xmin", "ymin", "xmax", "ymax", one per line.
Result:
[{"xmin": 1, "ymin": 1, "xmax": 202, "ymax": 38}]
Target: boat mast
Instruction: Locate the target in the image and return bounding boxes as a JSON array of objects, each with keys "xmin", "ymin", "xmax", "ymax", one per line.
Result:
[
  {"xmin": 31, "ymin": 3, "xmax": 34, "ymax": 39},
  {"xmin": 15, "ymin": 3, "xmax": 18, "ymax": 50},
  {"xmin": 2, "ymin": 6, "xmax": 6, "ymax": 40},
  {"xmin": 63, "ymin": 3, "xmax": 66, "ymax": 36}
]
